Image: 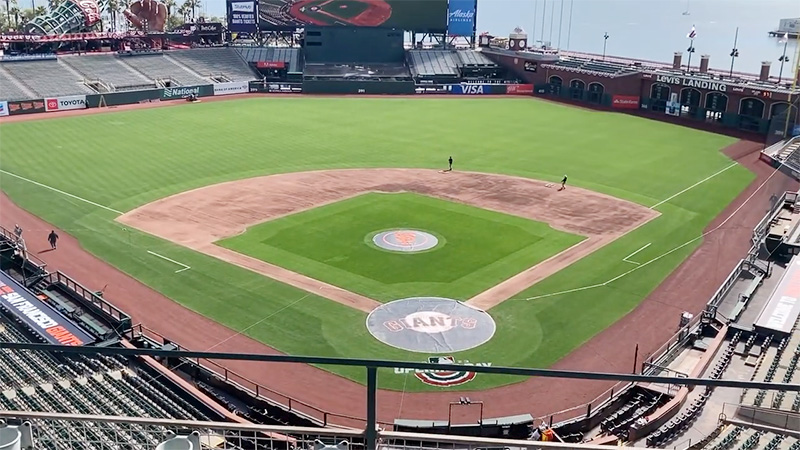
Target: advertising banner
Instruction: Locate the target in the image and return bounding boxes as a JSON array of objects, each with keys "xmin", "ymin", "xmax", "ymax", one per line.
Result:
[
  {"xmin": 256, "ymin": 61, "xmax": 286, "ymax": 69},
  {"xmin": 0, "ymin": 53, "xmax": 57, "ymax": 62},
  {"xmin": 213, "ymin": 81, "xmax": 249, "ymax": 96},
  {"xmin": 228, "ymin": 0, "xmax": 258, "ymax": 33},
  {"xmin": 45, "ymin": 95, "xmax": 87, "ymax": 112},
  {"xmin": 0, "ymin": 272, "xmax": 95, "ymax": 346},
  {"xmin": 611, "ymin": 95, "xmax": 640, "ymax": 110},
  {"xmin": 447, "ymin": 0, "xmax": 476, "ymax": 36},
  {"xmin": 7, "ymin": 99, "xmax": 46, "ymax": 115},
  {"xmin": 506, "ymin": 84, "xmax": 534, "ymax": 95},
  {"xmin": 250, "ymin": 82, "xmax": 303, "ymax": 93},
  {"xmin": 0, "ymin": 101, "xmax": 8, "ymax": 117},
  {"xmin": 448, "ymin": 84, "xmax": 505, "ymax": 95},
  {"xmin": 67, "ymin": 0, "xmax": 102, "ymax": 26},
  {"xmin": 161, "ymin": 85, "xmax": 211, "ymax": 100}
]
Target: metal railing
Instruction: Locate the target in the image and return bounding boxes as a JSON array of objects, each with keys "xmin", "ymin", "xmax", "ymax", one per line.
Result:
[
  {"xmin": 126, "ymin": 324, "xmax": 381, "ymax": 429},
  {"xmin": 0, "ymin": 410, "xmax": 655, "ymax": 450},
  {"xmin": 48, "ymin": 271, "xmax": 132, "ymax": 329}
]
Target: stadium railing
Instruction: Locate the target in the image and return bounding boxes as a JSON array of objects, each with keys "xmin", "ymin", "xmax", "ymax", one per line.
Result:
[{"xmin": 0, "ymin": 409, "xmax": 658, "ymax": 450}]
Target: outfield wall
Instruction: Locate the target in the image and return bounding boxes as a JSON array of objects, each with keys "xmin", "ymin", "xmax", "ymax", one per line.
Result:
[{"xmin": 2, "ymin": 81, "xmax": 535, "ymax": 118}]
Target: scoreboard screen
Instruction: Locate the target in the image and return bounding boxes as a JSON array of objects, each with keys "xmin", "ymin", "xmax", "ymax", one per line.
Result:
[{"xmin": 258, "ymin": 0, "xmax": 447, "ymax": 32}]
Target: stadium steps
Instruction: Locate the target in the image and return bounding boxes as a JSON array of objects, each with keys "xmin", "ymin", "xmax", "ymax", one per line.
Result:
[
  {"xmin": 2, "ymin": 59, "xmax": 94, "ymax": 98},
  {"xmin": 119, "ymin": 54, "xmax": 206, "ymax": 86},
  {"xmin": 162, "ymin": 54, "xmax": 209, "ymax": 83},
  {"xmin": 60, "ymin": 54, "xmax": 153, "ymax": 91},
  {"xmin": 0, "ymin": 63, "xmax": 37, "ymax": 101}
]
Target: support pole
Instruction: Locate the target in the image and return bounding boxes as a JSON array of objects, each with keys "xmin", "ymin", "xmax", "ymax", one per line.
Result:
[
  {"xmin": 366, "ymin": 367, "xmax": 378, "ymax": 450},
  {"xmin": 633, "ymin": 344, "xmax": 639, "ymax": 374}
]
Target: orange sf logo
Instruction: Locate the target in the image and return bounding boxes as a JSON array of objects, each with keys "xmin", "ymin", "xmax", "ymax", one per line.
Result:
[{"xmin": 394, "ymin": 231, "xmax": 417, "ymax": 246}]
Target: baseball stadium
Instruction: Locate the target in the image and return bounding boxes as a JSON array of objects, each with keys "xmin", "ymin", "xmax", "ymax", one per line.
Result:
[{"xmin": 1, "ymin": 0, "xmax": 800, "ymax": 448}]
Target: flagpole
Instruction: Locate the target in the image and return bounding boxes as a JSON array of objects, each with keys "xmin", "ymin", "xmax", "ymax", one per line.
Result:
[
  {"xmin": 687, "ymin": 39, "xmax": 695, "ymax": 70},
  {"xmin": 778, "ymin": 37, "xmax": 790, "ymax": 83},
  {"xmin": 729, "ymin": 27, "xmax": 739, "ymax": 77},
  {"xmin": 782, "ymin": 41, "xmax": 800, "ymax": 139},
  {"xmin": 566, "ymin": 0, "xmax": 573, "ymax": 49}
]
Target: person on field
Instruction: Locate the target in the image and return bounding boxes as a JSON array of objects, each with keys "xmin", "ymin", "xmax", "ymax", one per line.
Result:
[
  {"xmin": 47, "ymin": 230, "xmax": 59, "ymax": 250},
  {"xmin": 560, "ymin": 174, "xmax": 568, "ymax": 190},
  {"xmin": 448, "ymin": 156, "xmax": 453, "ymax": 171}
]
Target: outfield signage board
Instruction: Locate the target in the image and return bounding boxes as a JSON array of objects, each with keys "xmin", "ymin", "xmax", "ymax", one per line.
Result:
[
  {"xmin": 0, "ymin": 53, "xmax": 57, "ymax": 62},
  {"xmin": 161, "ymin": 85, "xmax": 212, "ymax": 100},
  {"xmin": 45, "ymin": 95, "xmax": 86, "ymax": 112},
  {"xmin": 228, "ymin": 0, "xmax": 258, "ymax": 33},
  {"xmin": 0, "ymin": 101, "xmax": 8, "ymax": 116},
  {"xmin": 611, "ymin": 95, "xmax": 640, "ymax": 109},
  {"xmin": 0, "ymin": 271, "xmax": 95, "ymax": 346},
  {"xmin": 7, "ymin": 99, "xmax": 45, "ymax": 115},
  {"xmin": 447, "ymin": 0, "xmax": 476, "ymax": 36},
  {"xmin": 256, "ymin": 61, "xmax": 286, "ymax": 69},
  {"xmin": 447, "ymin": 84, "xmax": 505, "ymax": 95},
  {"xmin": 258, "ymin": 0, "xmax": 447, "ymax": 32},
  {"xmin": 213, "ymin": 81, "xmax": 249, "ymax": 96},
  {"xmin": 506, "ymin": 84, "xmax": 533, "ymax": 95}
]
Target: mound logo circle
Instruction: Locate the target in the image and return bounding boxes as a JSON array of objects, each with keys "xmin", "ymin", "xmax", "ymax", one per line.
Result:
[
  {"xmin": 366, "ymin": 297, "xmax": 496, "ymax": 353},
  {"xmin": 371, "ymin": 229, "xmax": 438, "ymax": 252}
]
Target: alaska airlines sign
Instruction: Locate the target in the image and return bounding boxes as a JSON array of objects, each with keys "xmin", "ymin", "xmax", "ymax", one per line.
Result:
[{"xmin": 655, "ymin": 74, "xmax": 728, "ymax": 92}]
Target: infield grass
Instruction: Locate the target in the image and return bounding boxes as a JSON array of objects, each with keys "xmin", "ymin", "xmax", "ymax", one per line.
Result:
[
  {"xmin": 219, "ymin": 192, "xmax": 583, "ymax": 302},
  {"xmin": 0, "ymin": 97, "xmax": 753, "ymax": 390}
]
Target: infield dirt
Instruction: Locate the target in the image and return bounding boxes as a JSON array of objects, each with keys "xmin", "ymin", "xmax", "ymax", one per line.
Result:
[
  {"xmin": 0, "ymin": 97, "xmax": 795, "ymax": 427},
  {"xmin": 117, "ymin": 168, "xmax": 657, "ymax": 312}
]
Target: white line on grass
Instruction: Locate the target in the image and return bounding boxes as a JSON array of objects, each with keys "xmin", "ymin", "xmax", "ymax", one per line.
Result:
[
  {"xmin": 622, "ymin": 243, "xmax": 651, "ymax": 265},
  {"xmin": 650, "ymin": 162, "xmax": 737, "ymax": 209},
  {"xmin": 147, "ymin": 251, "xmax": 191, "ymax": 273},
  {"xmin": 0, "ymin": 169, "xmax": 124, "ymax": 215},
  {"xmin": 510, "ymin": 156, "xmax": 787, "ymax": 303}
]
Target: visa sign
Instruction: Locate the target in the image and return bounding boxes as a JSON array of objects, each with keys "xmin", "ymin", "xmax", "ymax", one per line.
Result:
[
  {"xmin": 448, "ymin": 0, "xmax": 476, "ymax": 36},
  {"xmin": 450, "ymin": 84, "xmax": 493, "ymax": 95}
]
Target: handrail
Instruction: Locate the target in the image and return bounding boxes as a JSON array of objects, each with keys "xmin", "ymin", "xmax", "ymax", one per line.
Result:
[{"xmin": 125, "ymin": 324, "xmax": 387, "ymax": 428}]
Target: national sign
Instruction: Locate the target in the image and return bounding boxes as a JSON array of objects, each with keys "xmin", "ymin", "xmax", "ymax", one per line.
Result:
[{"xmin": 394, "ymin": 356, "xmax": 490, "ymax": 387}]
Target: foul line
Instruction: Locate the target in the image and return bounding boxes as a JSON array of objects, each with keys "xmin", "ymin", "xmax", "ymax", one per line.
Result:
[
  {"xmin": 510, "ymin": 156, "xmax": 785, "ymax": 303},
  {"xmin": 622, "ymin": 243, "xmax": 651, "ymax": 265},
  {"xmin": 650, "ymin": 162, "xmax": 738, "ymax": 209},
  {"xmin": 147, "ymin": 251, "xmax": 191, "ymax": 273},
  {"xmin": 0, "ymin": 169, "xmax": 124, "ymax": 215}
]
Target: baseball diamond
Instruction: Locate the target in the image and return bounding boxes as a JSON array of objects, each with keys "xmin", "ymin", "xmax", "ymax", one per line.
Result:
[{"xmin": 1, "ymin": 0, "xmax": 800, "ymax": 443}]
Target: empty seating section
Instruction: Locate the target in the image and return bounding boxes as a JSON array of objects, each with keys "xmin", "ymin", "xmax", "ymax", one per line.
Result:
[
  {"xmin": 777, "ymin": 140, "xmax": 800, "ymax": 172},
  {"xmin": 2, "ymin": 60, "xmax": 94, "ymax": 98},
  {"xmin": 547, "ymin": 58, "xmax": 636, "ymax": 76},
  {"xmin": 61, "ymin": 54, "xmax": 151, "ymax": 90},
  {"xmin": 697, "ymin": 425, "xmax": 799, "ymax": 450},
  {"xmin": 168, "ymin": 48, "xmax": 256, "ymax": 81},
  {"xmin": 0, "ymin": 68, "xmax": 31, "ymax": 101},
  {"xmin": 647, "ymin": 332, "xmax": 742, "ymax": 447},
  {"xmin": 599, "ymin": 390, "xmax": 662, "ymax": 440},
  {"xmin": 457, "ymin": 50, "xmax": 496, "ymax": 66},
  {"xmin": 0, "ymin": 316, "xmax": 215, "ymax": 449},
  {"xmin": 408, "ymin": 50, "xmax": 460, "ymax": 77},
  {"xmin": 236, "ymin": 46, "xmax": 302, "ymax": 73},
  {"xmin": 741, "ymin": 317, "xmax": 800, "ymax": 412},
  {"xmin": 121, "ymin": 55, "xmax": 206, "ymax": 86}
]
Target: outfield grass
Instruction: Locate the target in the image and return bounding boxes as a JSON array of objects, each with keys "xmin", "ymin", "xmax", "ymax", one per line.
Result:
[
  {"xmin": 0, "ymin": 97, "xmax": 753, "ymax": 390},
  {"xmin": 219, "ymin": 192, "xmax": 583, "ymax": 302}
]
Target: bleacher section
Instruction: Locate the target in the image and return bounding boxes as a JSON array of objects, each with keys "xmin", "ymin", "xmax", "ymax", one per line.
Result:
[
  {"xmin": 544, "ymin": 57, "xmax": 640, "ymax": 77},
  {"xmin": 407, "ymin": 50, "xmax": 460, "ymax": 78},
  {"xmin": 168, "ymin": 48, "xmax": 256, "ymax": 81},
  {"xmin": 121, "ymin": 53, "xmax": 207, "ymax": 86},
  {"xmin": 236, "ymin": 46, "xmax": 303, "ymax": 74},
  {"xmin": 61, "ymin": 54, "xmax": 154, "ymax": 91},
  {"xmin": 0, "ymin": 66, "xmax": 34, "ymax": 101},
  {"xmin": 456, "ymin": 50, "xmax": 496, "ymax": 66},
  {"xmin": 2, "ymin": 60, "xmax": 94, "ymax": 98}
]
